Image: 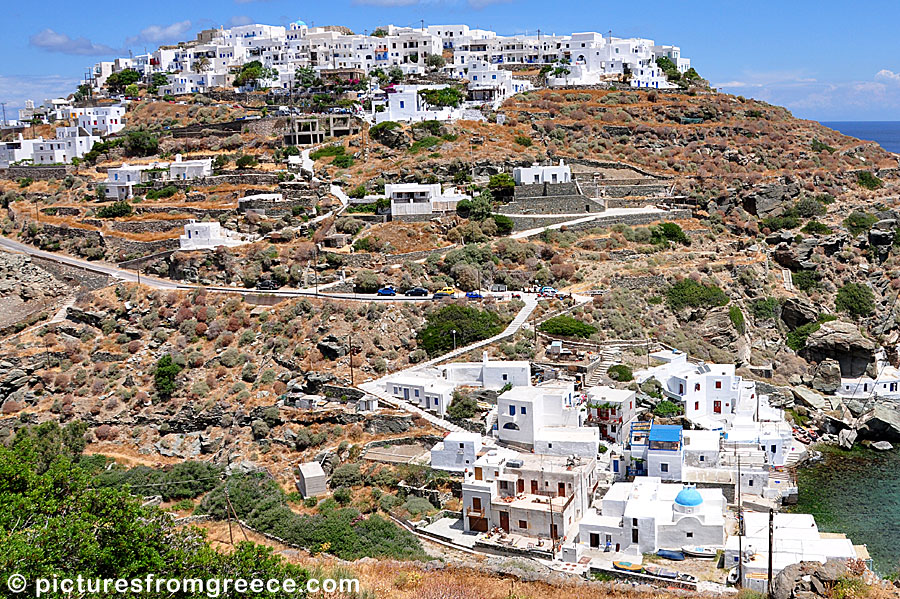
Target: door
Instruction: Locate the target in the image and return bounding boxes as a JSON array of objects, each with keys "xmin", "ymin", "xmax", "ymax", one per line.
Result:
[
  {"xmin": 472, "ymin": 497, "xmax": 482, "ymax": 511},
  {"xmin": 551, "ymin": 524, "xmax": 559, "ymax": 539},
  {"xmin": 590, "ymin": 533, "xmax": 600, "ymax": 548},
  {"xmin": 714, "ymin": 400, "xmax": 722, "ymax": 414},
  {"xmin": 403, "ymin": 388, "xmax": 409, "ymax": 400},
  {"xmin": 558, "ymin": 482, "xmax": 566, "ymax": 497},
  {"xmin": 499, "ymin": 511, "xmax": 510, "ymax": 531},
  {"xmin": 517, "ymin": 479, "xmax": 524, "ymax": 494},
  {"xmin": 531, "ymin": 480, "xmax": 538, "ymax": 494},
  {"xmin": 632, "ymin": 528, "xmax": 639, "ymax": 543},
  {"xmin": 475, "ymin": 467, "xmax": 483, "ymax": 481}
]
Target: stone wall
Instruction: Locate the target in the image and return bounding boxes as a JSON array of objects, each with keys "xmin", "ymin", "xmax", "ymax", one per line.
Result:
[
  {"xmin": 2, "ymin": 165, "xmax": 74, "ymax": 180},
  {"xmin": 152, "ymin": 173, "xmax": 281, "ymax": 189},
  {"xmin": 501, "ymin": 195, "xmax": 605, "ymax": 215},
  {"xmin": 118, "ymin": 250, "xmax": 178, "ymax": 269},
  {"xmin": 611, "ymin": 275, "xmax": 666, "ymax": 289},
  {"xmin": 503, "ymin": 208, "xmax": 692, "ymax": 232},
  {"xmin": 105, "ymin": 237, "xmax": 180, "ymax": 258},
  {"xmin": 514, "ymin": 182, "xmax": 581, "ymax": 199},
  {"xmin": 38, "ymin": 223, "xmax": 103, "ymax": 244},
  {"xmin": 136, "ymin": 205, "xmax": 233, "ymax": 218},
  {"xmin": 323, "ymin": 244, "xmax": 458, "ymax": 268},
  {"xmin": 109, "ymin": 219, "xmax": 191, "ymax": 234}
]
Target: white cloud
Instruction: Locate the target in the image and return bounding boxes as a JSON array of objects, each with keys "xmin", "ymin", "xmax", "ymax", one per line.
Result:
[
  {"xmin": 125, "ymin": 20, "xmax": 193, "ymax": 46},
  {"xmin": 29, "ymin": 29, "xmax": 117, "ymax": 56},
  {"xmin": 0, "ymin": 75, "xmax": 81, "ymax": 113},
  {"xmin": 227, "ymin": 15, "xmax": 253, "ymax": 27},
  {"xmin": 875, "ymin": 69, "xmax": 900, "ymax": 84}
]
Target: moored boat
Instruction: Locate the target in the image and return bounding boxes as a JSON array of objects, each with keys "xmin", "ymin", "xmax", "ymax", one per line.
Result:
[
  {"xmin": 643, "ymin": 565, "xmax": 678, "ymax": 579},
  {"xmin": 677, "ymin": 572, "xmax": 698, "ymax": 584},
  {"xmin": 613, "ymin": 561, "xmax": 643, "ymax": 572},
  {"xmin": 656, "ymin": 549, "xmax": 685, "ymax": 561},
  {"xmin": 681, "ymin": 546, "xmax": 717, "ymax": 559}
]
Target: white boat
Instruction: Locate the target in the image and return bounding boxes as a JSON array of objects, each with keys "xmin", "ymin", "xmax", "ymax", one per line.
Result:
[{"xmin": 681, "ymin": 546, "xmax": 717, "ymax": 559}]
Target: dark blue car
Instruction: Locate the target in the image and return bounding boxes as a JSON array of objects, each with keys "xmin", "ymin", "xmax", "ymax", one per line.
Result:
[
  {"xmin": 466, "ymin": 291, "xmax": 484, "ymax": 299},
  {"xmin": 376, "ymin": 287, "xmax": 396, "ymax": 296}
]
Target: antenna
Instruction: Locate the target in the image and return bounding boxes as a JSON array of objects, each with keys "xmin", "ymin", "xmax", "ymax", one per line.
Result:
[{"xmin": 0, "ymin": 102, "xmax": 7, "ymax": 128}]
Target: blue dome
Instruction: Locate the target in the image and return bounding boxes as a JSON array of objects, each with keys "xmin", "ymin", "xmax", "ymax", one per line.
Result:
[{"xmin": 674, "ymin": 485, "xmax": 703, "ymax": 507}]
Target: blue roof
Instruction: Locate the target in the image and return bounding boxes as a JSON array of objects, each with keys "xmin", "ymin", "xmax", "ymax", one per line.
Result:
[
  {"xmin": 675, "ymin": 485, "xmax": 704, "ymax": 507},
  {"xmin": 649, "ymin": 425, "xmax": 682, "ymax": 443}
]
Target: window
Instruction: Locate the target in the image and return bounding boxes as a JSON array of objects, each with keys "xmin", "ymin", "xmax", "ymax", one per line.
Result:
[
  {"xmin": 519, "ymin": 520, "xmax": 528, "ymax": 529},
  {"xmin": 694, "ymin": 401, "xmax": 700, "ymax": 411},
  {"xmin": 520, "ymin": 406, "xmax": 527, "ymax": 415},
  {"xmin": 459, "ymin": 443, "xmax": 465, "ymax": 449},
  {"xmin": 695, "ymin": 383, "xmax": 700, "ymax": 391},
  {"xmin": 509, "ymin": 405, "xmax": 516, "ymax": 416},
  {"xmin": 399, "ymin": 100, "xmax": 405, "ymax": 108},
  {"xmin": 715, "ymin": 381, "xmax": 722, "ymax": 389},
  {"xmin": 660, "ymin": 463, "xmax": 669, "ymax": 473},
  {"xmin": 414, "ymin": 389, "xmax": 419, "ymax": 397},
  {"xmin": 502, "ymin": 373, "xmax": 508, "ymax": 381},
  {"xmin": 771, "ymin": 445, "xmax": 777, "ymax": 453},
  {"xmin": 699, "ymin": 455, "xmax": 705, "ymax": 462},
  {"xmin": 686, "ymin": 532, "xmax": 693, "ymax": 538},
  {"xmin": 748, "ymin": 479, "xmax": 754, "ymax": 487}
]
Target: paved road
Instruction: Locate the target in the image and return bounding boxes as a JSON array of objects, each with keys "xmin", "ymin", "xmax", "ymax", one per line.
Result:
[{"xmin": 508, "ymin": 206, "xmax": 667, "ymax": 240}]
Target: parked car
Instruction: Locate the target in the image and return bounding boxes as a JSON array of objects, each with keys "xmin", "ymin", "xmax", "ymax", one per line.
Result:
[
  {"xmin": 376, "ymin": 287, "xmax": 396, "ymax": 296},
  {"xmin": 436, "ymin": 286, "xmax": 457, "ymax": 297},
  {"xmin": 256, "ymin": 279, "xmax": 280, "ymax": 290},
  {"xmin": 404, "ymin": 287, "xmax": 429, "ymax": 297},
  {"xmin": 433, "ymin": 291, "xmax": 452, "ymax": 300},
  {"xmin": 541, "ymin": 286, "xmax": 558, "ymax": 295},
  {"xmin": 466, "ymin": 291, "xmax": 483, "ymax": 299}
]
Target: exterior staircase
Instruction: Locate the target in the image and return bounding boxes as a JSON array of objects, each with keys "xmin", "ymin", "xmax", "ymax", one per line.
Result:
[{"xmin": 584, "ymin": 347, "xmax": 622, "ymax": 387}]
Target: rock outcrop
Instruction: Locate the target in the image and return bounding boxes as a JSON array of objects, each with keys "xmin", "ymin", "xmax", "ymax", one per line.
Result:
[
  {"xmin": 772, "ymin": 559, "xmax": 848, "ymax": 599},
  {"xmin": 811, "ymin": 358, "xmax": 841, "ymax": 394},
  {"xmin": 780, "ymin": 297, "xmax": 819, "ymax": 330},
  {"xmin": 856, "ymin": 402, "xmax": 900, "ymax": 441},
  {"xmin": 799, "ymin": 320, "xmax": 876, "ymax": 377}
]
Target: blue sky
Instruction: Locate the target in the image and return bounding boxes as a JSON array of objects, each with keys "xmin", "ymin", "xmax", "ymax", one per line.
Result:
[{"xmin": 2, "ymin": 0, "xmax": 900, "ymax": 120}]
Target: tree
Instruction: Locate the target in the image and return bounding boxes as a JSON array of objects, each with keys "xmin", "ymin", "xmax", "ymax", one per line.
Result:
[
  {"xmin": 650, "ymin": 222, "xmax": 690, "ymax": 246},
  {"xmin": 488, "ymin": 173, "xmax": 515, "ymax": 200},
  {"xmin": 193, "ymin": 56, "xmax": 211, "ymax": 73},
  {"xmin": 97, "ymin": 200, "xmax": 133, "ymax": 218},
  {"xmin": 124, "ymin": 84, "xmax": 139, "ymax": 98},
  {"xmin": 388, "ymin": 67, "xmax": 404, "ymax": 84},
  {"xmin": 607, "ymin": 364, "xmax": 633, "ymax": 382},
  {"xmin": 416, "ymin": 305, "xmax": 504, "ymax": 356},
  {"xmin": 666, "ymin": 279, "xmax": 729, "ymax": 311},
  {"xmin": 74, "ymin": 83, "xmax": 92, "ymax": 102},
  {"xmin": 105, "ymin": 69, "xmax": 141, "ymax": 94},
  {"xmin": 153, "ymin": 354, "xmax": 183, "ymax": 400},
  {"xmin": 455, "ymin": 193, "xmax": 493, "ymax": 221},
  {"xmin": 418, "ymin": 86, "xmax": 464, "ymax": 108},
  {"xmin": 295, "ymin": 66, "xmax": 317, "ymax": 88},
  {"xmin": 235, "ymin": 154, "xmax": 258, "ymax": 169},
  {"xmin": 354, "ymin": 269, "xmax": 381, "ymax": 293},
  {"xmin": 149, "ymin": 72, "xmax": 168, "ymax": 93},
  {"xmin": 655, "ymin": 57, "xmax": 680, "ymax": 81},
  {"xmin": 539, "ymin": 315, "xmax": 597, "ymax": 338},
  {"xmin": 835, "ymin": 283, "xmax": 875, "ymax": 317},
  {"xmin": 123, "ymin": 130, "xmax": 158, "ymax": 157},
  {"xmin": 447, "ymin": 391, "xmax": 478, "ymax": 419},
  {"xmin": 425, "ymin": 54, "xmax": 446, "ymax": 69}
]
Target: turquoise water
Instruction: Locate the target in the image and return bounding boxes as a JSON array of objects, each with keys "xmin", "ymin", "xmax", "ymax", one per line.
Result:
[{"xmin": 792, "ymin": 446, "xmax": 900, "ymax": 575}]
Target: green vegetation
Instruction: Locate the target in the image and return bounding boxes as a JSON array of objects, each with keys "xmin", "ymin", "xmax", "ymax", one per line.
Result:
[
  {"xmin": 153, "ymin": 354, "xmax": 183, "ymax": 400},
  {"xmin": 235, "ymin": 154, "xmax": 258, "ymax": 169},
  {"xmin": 310, "ymin": 145, "xmax": 347, "ymax": 160},
  {"xmin": 514, "ymin": 135, "xmax": 533, "ymax": 147},
  {"xmin": 729, "ymin": 305, "xmax": 746, "ymax": 334},
  {"xmin": 792, "ymin": 270, "xmax": 821, "ymax": 292},
  {"xmin": 844, "ymin": 211, "xmax": 879, "ymax": 236},
  {"xmin": 417, "ymin": 305, "xmax": 504, "ymax": 356},
  {"xmin": 751, "ymin": 297, "xmax": 780, "ymax": 320},
  {"xmin": 96, "ymin": 200, "xmax": 133, "ymax": 218},
  {"xmin": 786, "ymin": 315, "xmax": 837, "ymax": 351},
  {"xmin": 417, "ymin": 86, "xmax": 465, "ymax": 108},
  {"xmin": 760, "ymin": 213, "xmax": 800, "ymax": 232},
  {"xmin": 232, "ymin": 60, "xmax": 277, "ymax": 88},
  {"xmin": 369, "ymin": 121, "xmax": 400, "ymax": 139},
  {"xmin": 802, "ymin": 220, "xmax": 832, "ymax": 235},
  {"xmin": 653, "ymin": 400, "xmax": 683, "ymax": 417},
  {"xmin": 655, "ymin": 57, "xmax": 681, "ymax": 81},
  {"xmin": 105, "ymin": 69, "xmax": 141, "ymax": 93},
  {"xmin": 796, "ymin": 196, "xmax": 827, "ymax": 218},
  {"xmin": 811, "ymin": 139, "xmax": 836, "ymax": 153},
  {"xmin": 666, "ymin": 279, "xmax": 729, "ymax": 310},
  {"xmin": 82, "ymin": 138, "xmax": 124, "ymax": 164},
  {"xmin": 835, "ymin": 283, "xmax": 876, "ymax": 317},
  {"xmin": 332, "ymin": 154, "xmax": 354, "ymax": 168},
  {"xmin": 539, "ymin": 315, "xmax": 597, "ymax": 338},
  {"xmin": 650, "ymin": 222, "xmax": 690, "ymax": 246},
  {"xmin": 488, "ymin": 173, "xmax": 516, "ymax": 199},
  {"xmin": 607, "ymin": 364, "xmax": 633, "ymax": 382},
  {"xmin": 123, "ymin": 130, "xmax": 159, "ymax": 157},
  {"xmin": 447, "ymin": 391, "xmax": 479, "ymax": 419},
  {"xmin": 408, "ymin": 136, "xmax": 441, "ymax": 153},
  {"xmin": 145, "ymin": 185, "xmax": 178, "ymax": 200},
  {"xmin": 856, "ymin": 170, "xmax": 884, "ymax": 190},
  {"xmin": 493, "ymin": 214, "xmax": 514, "ymax": 235}
]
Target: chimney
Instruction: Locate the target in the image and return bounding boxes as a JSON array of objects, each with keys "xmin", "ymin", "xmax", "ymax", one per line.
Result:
[
  {"xmin": 482, "ymin": 350, "xmax": 488, "ymax": 364},
  {"xmin": 175, "ymin": 153, "xmax": 182, "ymax": 162}
]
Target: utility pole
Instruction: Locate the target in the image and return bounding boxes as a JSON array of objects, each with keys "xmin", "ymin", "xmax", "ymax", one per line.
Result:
[
  {"xmin": 348, "ymin": 332, "xmax": 355, "ymax": 386},
  {"xmin": 0, "ymin": 102, "xmax": 7, "ymax": 128},
  {"xmin": 767, "ymin": 508, "xmax": 775, "ymax": 599}
]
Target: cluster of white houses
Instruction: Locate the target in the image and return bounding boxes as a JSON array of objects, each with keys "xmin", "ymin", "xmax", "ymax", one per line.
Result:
[
  {"xmin": 74, "ymin": 22, "xmax": 689, "ymax": 112},
  {"xmin": 101, "ymin": 154, "xmax": 213, "ymax": 200},
  {"xmin": 402, "ymin": 347, "xmax": 862, "ymax": 588}
]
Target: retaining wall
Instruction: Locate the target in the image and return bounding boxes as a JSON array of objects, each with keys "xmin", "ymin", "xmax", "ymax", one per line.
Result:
[{"xmin": 2, "ymin": 165, "xmax": 74, "ymax": 180}]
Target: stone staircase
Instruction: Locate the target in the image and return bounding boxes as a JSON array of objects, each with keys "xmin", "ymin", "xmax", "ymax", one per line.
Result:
[{"xmin": 584, "ymin": 347, "xmax": 622, "ymax": 387}]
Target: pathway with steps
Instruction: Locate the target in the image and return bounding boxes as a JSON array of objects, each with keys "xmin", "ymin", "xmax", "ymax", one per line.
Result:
[{"xmin": 782, "ymin": 268, "xmax": 794, "ymax": 291}]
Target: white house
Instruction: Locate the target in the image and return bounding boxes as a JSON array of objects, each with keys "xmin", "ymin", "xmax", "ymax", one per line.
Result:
[
  {"xmin": 0, "ymin": 135, "xmax": 44, "ymax": 168},
  {"xmin": 375, "ymin": 85, "xmax": 465, "ymax": 123},
  {"xmin": 430, "ymin": 432, "xmax": 484, "ymax": 473},
  {"xmin": 513, "ymin": 160, "xmax": 572, "ymax": 185},
  {"xmin": 577, "ymin": 479, "xmax": 725, "ymax": 555},
  {"xmin": 31, "ymin": 127, "xmax": 99, "ymax": 165},
  {"xmin": 179, "ymin": 220, "xmax": 250, "ymax": 250},
  {"xmin": 103, "ymin": 162, "xmax": 168, "ymax": 199},
  {"xmin": 296, "ymin": 462, "xmax": 327, "ymax": 497},
  {"xmin": 439, "ymin": 353, "xmax": 531, "ymax": 389},
  {"xmin": 383, "ymin": 372, "xmax": 455, "ymax": 417},
  {"xmin": 75, "ymin": 105, "xmax": 126, "ymax": 136},
  {"xmin": 585, "ymin": 386, "xmax": 636, "ymax": 445},
  {"xmin": 724, "ymin": 512, "xmax": 858, "ymax": 593},
  {"xmin": 169, "ymin": 154, "xmax": 213, "ymax": 180},
  {"xmin": 463, "ymin": 60, "xmax": 533, "ymax": 103},
  {"xmin": 462, "ymin": 449, "xmax": 598, "ymax": 539},
  {"xmin": 497, "ymin": 381, "xmax": 599, "ymax": 457},
  {"xmin": 385, "ymin": 183, "xmax": 469, "ymax": 220}
]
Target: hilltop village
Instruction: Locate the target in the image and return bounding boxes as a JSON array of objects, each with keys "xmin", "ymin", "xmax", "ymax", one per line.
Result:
[{"xmin": 1, "ymin": 18, "xmax": 900, "ymax": 599}]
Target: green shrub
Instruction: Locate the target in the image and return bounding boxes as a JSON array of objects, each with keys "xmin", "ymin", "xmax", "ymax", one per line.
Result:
[
  {"xmin": 123, "ymin": 130, "xmax": 158, "ymax": 157},
  {"xmin": 811, "ymin": 139, "xmax": 836, "ymax": 153},
  {"xmin": 760, "ymin": 214, "xmax": 800, "ymax": 232},
  {"xmin": 666, "ymin": 279, "xmax": 729, "ymax": 310},
  {"xmin": 153, "ymin": 354, "xmax": 182, "ymax": 400},
  {"xmin": 408, "ymin": 136, "xmax": 441, "ymax": 153},
  {"xmin": 401, "ymin": 496, "xmax": 435, "ymax": 516},
  {"xmin": 650, "ymin": 222, "xmax": 690, "ymax": 245},
  {"xmin": 309, "ymin": 145, "xmax": 345, "ymax": 160},
  {"xmin": 492, "ymin": 214, "xmax": 514, "ymax": 235},
  {"xmin": 514, "ymin": 135, "xmax": 533, "ymax": 147},
  {"xmin": 330, "ymin": 464, "xmax": 365, "ymax": 488},
  {"xmin": 539, "ymin": 315, "xmax": 597, "ymax": 338},
  {"xmin": 792, "ymin": 270, "xmax": 821, "ymax": 291},
  {"xmin": 145, "ymin": 186, "xmax": 178, "ymax": 200},
  {"xmin": 786, "ymin": 315, "xmax": 837, "ymax": 351},
  {"xmin": 235, "ymin": 154, "xmax": 258, "ymax": 169},
  {"xmin": 801, "ymin": 220, "xmax": 832, "ymax": 235},
  {"xmin": 751, "ymin": 297, "xmax": 779, "ymax": 320},
  {"xmin": 447, "ymin": 392, "xmax": 478, "ymax": 419},
  {"xmin": 729, "ymin": 305, "xmax": 746, "ymax": 334},
  {"xmin": 857, "ymin": 171, "xmax": 884, "ymax": 190},
  {"xmin": 796, "ymin": 196, "xmax": 827, "ymax": 218},
  {"xmin": 653, "ymin": 400, "xmax": 683, "ymax": 417},
  {"xmin": 416, "ymin": 305, "xmax": 504, "ymax": 356},
  {"xmin": 843, "ymin": 211, "xmax": 879, "ymax": 236},
  {"xmin": 331, "ymin": 154, "xmax": 354, "ymax": 168},
  {"xmin": 835, "ymin": 283, "xmax": 875, "ymax": 317},
  {"xmin": 607, "ymin": 364, "xmax": 633, "ymax": 382},
  {"xmin": 96, "ymin": 200, "xmax": 133, "ymax": 218}
]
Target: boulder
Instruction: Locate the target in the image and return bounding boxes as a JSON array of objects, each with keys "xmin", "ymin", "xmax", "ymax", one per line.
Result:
[
  {"xmin": 872, "ymin": 440, "xmax": 894, "ymax": 451},
  {"xmin": 741, "ymin": 180, "xmax": 801, "ymax": 218},
  {"xmin": 780, "ymin": 297, "xmax": 819, "ymax": 329},
  {"xmin": 697, "ymin": 307, "xmax": 750, "ymax": 362},
  {"xmin": 316, "ymin": 335, "xmax": 346, "ymax": 360},
  {"xmin": 838, "ymin": 427, "xmax": 857, "ymax": 450},
  {"xmin": 799, "ymin": 320, "xmax": 876, "ymax": 377},
  {"xmin": 772, "ymin": 560, "xmax": 849, "ymax": 599},
  {"xmin": 810, "ymin": 358, "xmax": 841, "ymax": 394},
  {"xmin": 791, "ymin": 386, "xmax": 829, "ymax": 411},
  {"xmin": 856, "ymin": 401, "xmax": 900, "ymax": 441}
]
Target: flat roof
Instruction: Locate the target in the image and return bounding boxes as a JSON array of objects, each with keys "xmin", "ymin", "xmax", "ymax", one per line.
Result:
[
  {"xmin": 586, "ymin": 386, "xmax": 634, "ymax": 403},
  {"xmin": 649, "ymin": 425, "xmax": 682, "ymax": 443},
  {"xmin": 537, "ymin": 427, "xmax": 599, "ymax": 442},
  {"xmin": 298, "ymin": 461, "xmax": 325, "ymax": 477}
]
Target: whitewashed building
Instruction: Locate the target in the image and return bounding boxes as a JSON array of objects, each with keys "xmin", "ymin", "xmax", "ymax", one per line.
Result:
[
  {"xmin": 375, "ymin": 85, "xmax": 465, "ymax": 123},
  {"xmin": 430, "ymin": 432, "xmax": 483, "ymax": 473},
  {"xmin": 513, "ymin": 160, "xmax": 572, "ymax": 185},
  {"xmin": 169, "ymin": 154, "xmax": 213, "ymax": 179},
  {"xmin": 585, "ymin": 385, "xmax": 636, "ymax": 444},
  {"xmin": 75, "ymin": 106, "xmax": 127, "ymax": 136},
  {"xmin": 383, "ymin": 372, "xmax": 455, "ymax": 417},
  {"xmin": 31, "ymin": 127, "xmax": 99, "ymax": 165},
  {"xmin": 440, "ymin": 353, "xmax": 531, "ymax": 389},
  {"xmin": 577, "ymin": 479, "xmax": 725, "ymax": 554},
  {"xmin": 386, "ymin": 183, "xmax": 469, "ymax": 220},
  {"xmin": 179, "ymin": 220, "xmax": 250, "ymax": 250}
]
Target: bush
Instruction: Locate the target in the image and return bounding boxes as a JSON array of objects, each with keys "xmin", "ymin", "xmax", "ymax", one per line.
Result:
[
  {"xmin": 123, "ymin": 130, "xmax": 159, "ymax": 157},
  {"xmin": 751, "ymin": 297, "xmax": 779, "ymax": 320},
  {"xmin": 309, "ymin": 145, "xmax": 345, "ymax": 160},
  {"xmin": 492, "ymin": 214, "xmax": 514, "ymax": 235},
  {"xmin": 835, "ymin": 283, "xmax": 875, "ymax": 317},
  {"xmin": 607, "ymin": 364, "xmax": 633, "ymax": 382},
  {"xmin": 786, "ymin": 315, "xmax": 837, "ymax": 351},
  {"xmin": 96, "ymin": 201, "xmax": 133, "ymax": 218},
  {"xmin": 354, "ymin": 269, "xmax": 380, "ymax": 293},
  {"xmin": 145, "ymin": 186, "xmax": 178, "ymax": 200},
  {"xmin": 729, "ymin": 305, "xmax": 746, "ymax": 334},
  {"xmin": 802, "ymin": 220, "xmax": 832, "ymax": 235},
  {"xmin": 447, "ymin": 392, "xmax": 478, "ymax": 419},
  {"xmin": 796, "ymin": 196, "xmax": 827, "ymax": 218},
  {"xmin": 153, "ymin": 354, "xmax": 182, "ymax": 400},
  {"xmin": 857, "ymin": 171, "xmax": 884, "ymax": 190},
  {"xmin": 539, "ymin": 315, "xmax": 597, "ymax": 338},
  {"xmin": 331, "ymin": 464, "xmax": 365, "ymax": 488},
  {"xmin": 401, "ymin": 496, "xmax": 435, "ymax": 516},
  {"xmin": 844, "ymin": 211, "xmax": 879, "ymax": 236},
  {"xmin": 331, "ymin": 154, "xmax": 354, "ymax": 168},
  {"xmin": 333, "ymin": 487, "xmax": 352, "ymax": 505},
  {"xmin": 792, "ymin": 270, "xmax": 821, "ymax": 292},
  {"xmin": 235, "ymin": 155, "xmax": 258, "ymax": 169},
  {"xmin": 416, "ymin": 305, "xmax": 504, "ymax": 356},
  {"xmin": 514, "ymin": 135, "xmax": 533, "ymax": 147},
  {"xmin": 811, "ymin": 139, "xmax": 836, "ymax": 153},
  {"xmin": 650, "ymin": 222, "xmax": 690, "ymax": 245},
  {"xmin": 653, "ymin": 400, "xmax": 683, "ymax": 417},
  {"xmin": 666, "ymin": 279, "xmax": 729, "ymax": 310},
  {"xmin": 760, "ymin": 214, "xmax": 800, "ymax": 232}
]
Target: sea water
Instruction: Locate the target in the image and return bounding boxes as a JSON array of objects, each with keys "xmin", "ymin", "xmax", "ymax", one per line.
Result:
[{"xmin": 820, "ymin": 121, "xmax": 900, "ymax": 154}]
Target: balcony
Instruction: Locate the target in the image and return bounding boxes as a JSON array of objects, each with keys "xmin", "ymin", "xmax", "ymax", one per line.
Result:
[{"xmin": 466, "ymin": 507, "xmax": 485, "ymax": 517}]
